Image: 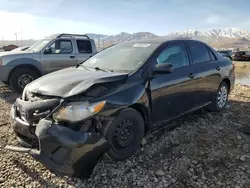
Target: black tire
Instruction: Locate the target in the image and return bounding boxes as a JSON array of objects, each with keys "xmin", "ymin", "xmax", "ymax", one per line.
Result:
[
  {"xmin": 208, "ymin": 81, "xmax": 229, "ymax": 112},
  {"xmin": 9, "ymin": 68, "xmax": 39, "ymax": 93},
  {"xmin": 105, "ymin": 108, "xmax": 145, "ymax": 161}
]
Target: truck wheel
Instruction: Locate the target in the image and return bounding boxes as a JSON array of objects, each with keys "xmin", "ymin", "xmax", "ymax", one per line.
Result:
[
  {"xmin": 9, "ymin": 68, "xmax": 39, "ymax": 93},
  {"xmin": 105, "ymin": 108, "xmax": 145, "ymax": 161}
]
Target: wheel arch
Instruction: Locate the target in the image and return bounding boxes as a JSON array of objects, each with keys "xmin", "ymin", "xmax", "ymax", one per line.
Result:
[
  {"xmin": 8, "ymin": 64, "xmax": 41, "ymax": 82},
  {"xmin": 222, "ymin": 78, "xmax": 231, "ymax": 93},
  {"xmin": 129, "ymin": 103, "xmax": 151, "ymax": 132}
]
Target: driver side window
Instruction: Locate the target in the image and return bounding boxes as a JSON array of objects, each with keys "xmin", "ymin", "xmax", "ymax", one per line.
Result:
[
  {"xmin": 157, "ymin": 43, "xmax": 189, "ymax": 69},
  {"xmin": 49, "ymin": 40, "xmax": 73, "ymax": 54}
]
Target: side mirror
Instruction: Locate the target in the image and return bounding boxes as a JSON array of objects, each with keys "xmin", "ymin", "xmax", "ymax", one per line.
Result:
[
  {"xmin": 152, "ymin": 63, "xmax": 173, "ymax": 74},
  {"xmin": 44, "ymin": 47, "xmax": 52, "ymax": 54}
]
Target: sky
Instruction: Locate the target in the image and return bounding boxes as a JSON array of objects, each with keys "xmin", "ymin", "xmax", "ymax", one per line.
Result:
[{"xmin": 0, "ymin": 0, "xmax": 250, "ymax": 40}]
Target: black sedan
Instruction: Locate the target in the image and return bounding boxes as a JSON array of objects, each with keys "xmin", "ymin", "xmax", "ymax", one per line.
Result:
[{"xmin": 5, "ymin": 39, "xmax": 235, "ymax": 178}]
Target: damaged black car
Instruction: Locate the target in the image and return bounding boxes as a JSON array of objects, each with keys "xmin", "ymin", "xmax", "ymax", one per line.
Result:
[{"xmin": 5, "ymin": 39, "xmax": 235, "ymax": 178}]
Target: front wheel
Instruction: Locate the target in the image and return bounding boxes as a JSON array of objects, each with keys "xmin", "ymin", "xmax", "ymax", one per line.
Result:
[
  {"xmin": 105, "ymin": 108, "xmax": 145, "ymax": 161},
  {"xmin": 9, "ymin": 68, "xmax": 39, "ymax": 93},
  {"xmin": 208, "ymin": 82, "xmax": 229, "ymax": 111}
]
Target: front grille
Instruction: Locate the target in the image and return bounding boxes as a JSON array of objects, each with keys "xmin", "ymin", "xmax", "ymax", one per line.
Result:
[{"xmin": 16, "ymin": 97, "xmax": 60, "ymax": 123}]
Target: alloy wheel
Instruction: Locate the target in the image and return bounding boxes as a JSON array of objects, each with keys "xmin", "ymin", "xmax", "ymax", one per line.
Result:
[
  {"xmin": 18, "ymin": 74, "xmax": 34, "ymax": 88},
  {"xmin": 217, "ymin": 85, "xmax": 228, "ymax": 108}
]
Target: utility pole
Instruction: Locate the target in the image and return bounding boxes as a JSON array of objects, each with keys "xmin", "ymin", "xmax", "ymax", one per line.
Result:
[
  {"xmin": 20, "ymin": 28, "xmax": 22, "ymax": 46},
  {"xmin": 98, "ymin": 38, "xmax": 100, "ymax": 51},
  {"xmin": 15, "ymin": 33, "xmax": 18, "ymax": 46}
]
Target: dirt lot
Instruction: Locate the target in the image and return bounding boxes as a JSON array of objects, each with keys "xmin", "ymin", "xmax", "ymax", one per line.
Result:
[{"xmin": 1, "ymin": 65, "xmax": 250, "ymax": 187}]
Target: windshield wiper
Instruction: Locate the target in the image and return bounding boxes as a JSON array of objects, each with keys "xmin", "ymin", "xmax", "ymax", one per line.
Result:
[
  {"xmin": 76, "ymin": 56, "xmax": 93, "ymax": 68},
  {"xmin": 78, "ymin": 65, "xmax": 112, "ymax": 72},
  {"xmin": 94, "ymin": 67, "xmax": 111, "ymax": 72}
]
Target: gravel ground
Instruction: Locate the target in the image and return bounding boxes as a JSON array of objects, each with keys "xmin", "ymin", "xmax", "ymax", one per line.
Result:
[{"xmin": 1, "ymin": 84, "xmax": 250, "ymax": 188}]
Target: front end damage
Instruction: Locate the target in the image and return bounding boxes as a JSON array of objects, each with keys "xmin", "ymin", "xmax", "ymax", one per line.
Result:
[{"xmin": 5, "ymin": 94, "xmax": 112, "ymax": 178}]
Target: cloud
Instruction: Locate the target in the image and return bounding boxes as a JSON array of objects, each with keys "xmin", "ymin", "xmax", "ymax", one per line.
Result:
[
  {"xmin": 205, "ymin": 15, "xmax": 220, "ymax": 24},
  {"xmin": 0, "ymin": 10, "xmax": 114, "ymax": 40}
]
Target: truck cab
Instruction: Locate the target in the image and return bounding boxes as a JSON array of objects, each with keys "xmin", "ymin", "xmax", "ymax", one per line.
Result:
[{"xmin": 0, "ymin": 33, "xmax": 97, "ymax": 93}]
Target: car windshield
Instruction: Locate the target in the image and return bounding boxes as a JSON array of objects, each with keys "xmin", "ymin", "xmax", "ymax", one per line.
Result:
[
  {"xmin": 81, "ymin": 42, "xmax": 160, "ymax": 72},
  {"xmin": 26, "ymin": 39, "xmax": 51, "ymax": 52}
]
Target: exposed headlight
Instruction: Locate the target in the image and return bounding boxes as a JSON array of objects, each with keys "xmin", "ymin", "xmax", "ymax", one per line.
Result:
[{"xmin": 53, "ymin": 101, "xmax": 106, "ymax": 123}]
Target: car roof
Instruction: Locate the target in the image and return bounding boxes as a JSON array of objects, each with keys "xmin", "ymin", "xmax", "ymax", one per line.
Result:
[{"xmin": 121, "ymin": 38, "xmax": 204, "ymax": 46}]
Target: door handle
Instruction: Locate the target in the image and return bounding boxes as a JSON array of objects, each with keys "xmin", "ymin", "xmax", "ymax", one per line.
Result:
[
  {"xmin": 216, "ymin": 66, "xmax": 221, "ymax": 71},
  {"xmin": 70, "ymin": 56, "xmax": 75, "ymax": 59},
  {"xmin": 188, "ymin": 73, "xmax": 195, "ymax": 79}
]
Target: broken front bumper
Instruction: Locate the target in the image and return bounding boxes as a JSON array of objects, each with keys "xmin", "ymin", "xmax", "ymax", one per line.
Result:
[{"xmin": 6, "ymin": 104, "xmax": 109, "ymax": 178}]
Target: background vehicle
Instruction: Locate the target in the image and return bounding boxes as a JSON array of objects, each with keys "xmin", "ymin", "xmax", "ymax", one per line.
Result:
[
  {"xmin": 232, "ymin": 51, "xmax": 250, "ymax": 61},
  {"xmin": 6, "ymin": 39, "xmax": 235, "ymax": 178},
  {"xmin": 217, "ymin": 50, "xmax": 233, "ymax": 60},
  {"xmin": 0, "ymin": 33, "xmax": 97, "ymax": 93},
  {"xmin": 11, "ymin": 46, "xmax": 30, "ymax": 52}
]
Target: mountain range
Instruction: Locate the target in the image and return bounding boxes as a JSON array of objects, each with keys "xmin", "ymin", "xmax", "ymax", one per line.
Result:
[
  {"xmin": 87, "ymin": 28, "xmax": 250, "ymax": 49},
  {"xmin": 88, "ymin": 28, "xmax": 250, "ymax": 42},
  {"xmin": 2, "ymin": 28, "xmax": 250, "ymax": 49}
]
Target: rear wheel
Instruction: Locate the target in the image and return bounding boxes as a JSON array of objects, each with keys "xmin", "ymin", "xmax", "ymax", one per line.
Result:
[
  {"xmin": 9, "ymin": 68, "xmax": 39, "ymax": 93},
  {"xmin": 105, "ymin": 108, "xmax": 145, "ymax": 161},
  {"xmin": 208, "ymin": 81, "xmax": 229, "ymax": 111}
]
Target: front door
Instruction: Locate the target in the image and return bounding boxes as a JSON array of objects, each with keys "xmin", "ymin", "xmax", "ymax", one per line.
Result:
[
  {"xmin": 150, "ymin": 42, "xmax": 197, "ymax": 125},
  {"xmin": 41, "ymin": 39, "xmax": 77, "ymax": 74}
]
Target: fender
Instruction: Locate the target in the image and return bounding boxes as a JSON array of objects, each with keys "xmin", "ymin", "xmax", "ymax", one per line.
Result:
[{"xmin": 7, "ymin": 58, "xmax": 43, "ymax": 75}]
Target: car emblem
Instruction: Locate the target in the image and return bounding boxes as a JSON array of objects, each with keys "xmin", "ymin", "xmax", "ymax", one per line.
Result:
[{"xmin": 21, "ymin": 110, "xmax": 29, "ymax": 119}]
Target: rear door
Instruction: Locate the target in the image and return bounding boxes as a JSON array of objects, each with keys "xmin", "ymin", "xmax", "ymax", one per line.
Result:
[
  {"xmin": 41, "ymin": 39, "xmax": 77, "ymax": 73},
  {"xmin": 187, "ymin": 41, "xmax": 221, "ymax": 106},
  {"xmin": 75, "ymin": 40, "xmax": 95, "ymax": 63},
  {"xmin": 150, "ymin": 42, "xmax": 197, "ymax": 125}
]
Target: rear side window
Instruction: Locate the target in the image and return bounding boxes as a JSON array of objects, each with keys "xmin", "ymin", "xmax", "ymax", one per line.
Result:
[
  {"xmin": 208, "ymin": 49, "xmax": 217, "ymax": 61},
  {"xmin": 77, "ymin": 40, "xmax": 92, "ymax": 53},
  {"xmin": 187, "ymin": 41, "xmax": 211, "ymax": 64}
]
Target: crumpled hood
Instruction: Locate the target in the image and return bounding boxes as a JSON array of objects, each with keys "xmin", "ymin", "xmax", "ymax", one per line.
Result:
[{"xmin": 25, "ymin": 67, "xmax": 128, "ymax": 98}]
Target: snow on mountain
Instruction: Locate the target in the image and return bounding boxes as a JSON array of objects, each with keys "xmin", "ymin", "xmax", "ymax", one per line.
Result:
[
  {"xmin": 164, "ymin": 28, "xmax": 250, "ymax": 41},
  {"xmin": 87, "ymin": 28, "xmax": 250, "ymax": 45}
]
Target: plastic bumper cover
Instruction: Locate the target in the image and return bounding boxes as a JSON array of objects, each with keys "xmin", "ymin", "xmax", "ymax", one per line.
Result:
[{"xmin": 6, "ymin": 105, "xmax": 110, "ymax": 178}]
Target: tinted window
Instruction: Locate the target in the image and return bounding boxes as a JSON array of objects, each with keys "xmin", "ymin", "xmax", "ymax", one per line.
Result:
[
  {"xmin": 77, "ymin": 40, "xmax": 92, "ymax": 53},
  {"xmin": 237, "ymin": 52, "xmax": 245, "ymax": 55},
  {"xmin": 156, "ymin": 43, "xmax": 189, "ymax": 69},
  {"xmin": 49, "ymin": 40, "xmax": 72, "ymax": 54},
  {"xmin": 188, "ymin": 41, "xmax": 210, "ymax": 63},
  {"xmin": 208, "ymin": 49, "xmax": 217, "ymax": 61}
]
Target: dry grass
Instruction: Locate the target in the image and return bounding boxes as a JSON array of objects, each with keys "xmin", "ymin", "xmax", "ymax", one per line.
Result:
[{"xmin": 234, "ymin": 61, "xmax": 250, "ymax": 79}]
